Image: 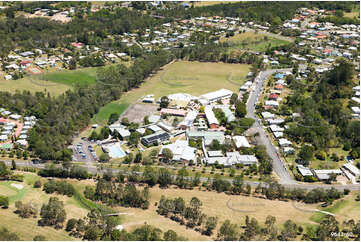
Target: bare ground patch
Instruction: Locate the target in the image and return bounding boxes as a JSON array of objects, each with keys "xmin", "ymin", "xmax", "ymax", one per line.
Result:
[{"xmin": 119, "ymin": 103, "xmax": 158, "ymax": 123}]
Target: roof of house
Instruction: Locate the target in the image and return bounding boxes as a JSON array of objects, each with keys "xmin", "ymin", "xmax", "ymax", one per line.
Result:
[
  {"xmin": 148, "ymin": 124, "xmax": 163, "ymax": 133},
  {"xmin": 160, "ymin": 108, "xmax": 187, "ymax": 116},
  {"xmin": 200, "ymin": 88, "xmax": 233, "ymax": 101},
  {"xmin": 297, "ymin": 165, "xmax": 313, "ymax": 176},
  {"xmin": 279, "ymin": 138, "xmax": 292, "ymax": 146},
  {"xmin": 160, "ymin": 140, "xmax": 196, "ymax": 161},
  {"xmin": 261, "ymin": 112, "xmax": 275, "ymax": 119},
  {"xmin": 205, "ymin": 106, "xmax": 219, "ymax": 125},
  {"xmin": 343, "ymin": 163, "xmax": 360, "ymax": 175},
  {"xmin": 232, "ymin": 136, "xmax": 251, "ymax": 148},
  {"xmin": 208, "ymin": 150, "xmax": 224, "ymax": 157},
  {"xmin": 269, "ymin": 93, "xmax": 279, "ymax": 99},
  {"xmin": 214, "ymin": 105, "xmax": 236, "ymax": 122}
]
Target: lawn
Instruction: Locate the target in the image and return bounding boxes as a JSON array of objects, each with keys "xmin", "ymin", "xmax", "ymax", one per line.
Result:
[
  {"xmin": 0, "ymin": 76, "xmax": 70, "ymax": 97},
  {"xmin": 192, "ymin": 1, "xmax": 234, "ymax": 7},
  {"xmin": 93, "ymin": 102, "xmax": 129, "ymax": 124},
  {"xmin": 93, "ymin": 61, "xmax": 250, "ymax": 123},
  {"xmin": 36, "ymin": 67, "xmax": 98, "ymax": 86},
  {"xmin": 220, "ymin": 32, "xmax": 291, "ymax": 52},
  {"xmin": 309, "ymin": 192, "xmax": 360, "ymax": 223}
]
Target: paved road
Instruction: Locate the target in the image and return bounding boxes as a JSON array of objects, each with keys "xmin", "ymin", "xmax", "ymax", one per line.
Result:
[
  {"xmin": 245, "ymin": 68, "xmax": 296, "ymax": 185},
  {"xmin": 4, "ymin": 160, "xmax": 360, "ymax": 191}
]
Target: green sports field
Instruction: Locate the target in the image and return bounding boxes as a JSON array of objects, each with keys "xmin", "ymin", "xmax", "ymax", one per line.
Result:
[
  {"xmin": 37, "ymin": 67, "xmax": 98, "ymax": 86},
  {"xmin": 93, "ymin": 61, "xmax": 251, "ymax": 123}
]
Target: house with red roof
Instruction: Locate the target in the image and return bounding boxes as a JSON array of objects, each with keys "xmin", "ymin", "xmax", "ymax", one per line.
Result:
[
  {"xmin": 71, "ymin": 42, "xmax": 84, "ymax": 48},
  {"xmin": 275, "ymin": 84, "xmax": 284, "ymax": 90},
  {"xmin": 269, "ymin": 93, "xmax": 279, "ymax": 100},
  {"xmin": 160, "ymin": 108, "xmax": 187, "ymax": 117}
]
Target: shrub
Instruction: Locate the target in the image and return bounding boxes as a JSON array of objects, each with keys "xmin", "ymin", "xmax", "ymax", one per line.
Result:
[
  {"xmin": 34, "ymin": 180, "xmax": 42, "ymax": 188},
  {"xmin": 0, "ymin": 196, "xmax": 9, "ymax": 208}
]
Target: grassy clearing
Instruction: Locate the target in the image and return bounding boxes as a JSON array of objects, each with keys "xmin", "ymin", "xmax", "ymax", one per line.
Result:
[
  {"xmin": 93, "ymin": 61, "xmax": 250, "ymax": 123},
  {"xmin": 309, "ymin": 192, "xmax": 360, "ymax": 223},
  {"xmin": 0, "ymin": 208, "xmax": 74, "ymax": 241},
  {"xmin": 221, "ymin": 32, "xmax": 290, "ymax": 52},
  {"xmin": 93, "ymin": 102, "xmax": 129, "ymax": 124},
  {"xmin": 0, "ymin": 76, "xmax": 70, "ymax": 97},
  {"xmin": 0, "ymin": 172, "xmax": 89, "ymax": 240},
  {"xmin": 192, "ymin": 1, "xmax": 233, "ymax": 7},
  {"xmin": 116, "ymin": 185, "xmax": 320, "ymax": 240},
  {"xmin": 37, "ymin": 67, "xmax": 98, "ymax": 86}
]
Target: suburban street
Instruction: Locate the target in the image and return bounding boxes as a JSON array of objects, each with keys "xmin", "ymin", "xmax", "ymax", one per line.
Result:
[
  {"xmin": 2, "ymin": 67, "xmax": 359, "ymax": 191},
  {"xmin": 245, "ymin": 68, "xmax": 296, "ymax": 185}
]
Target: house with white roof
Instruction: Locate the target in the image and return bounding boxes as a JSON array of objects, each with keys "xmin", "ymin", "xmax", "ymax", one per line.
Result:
[
  {"xmin": 279, "ymin": 138, "xmax": 292, "ymax": 147},
  {"xmin": 159, "ymin": 140, "xmax": 196, "ymax": 162},
  {"xmin": 232, "ymin": 136, "xmax": 251, "ymax": 149},
  {"xmin": 204, "ymin": 106, "xmax": 219, "ymax": 129},
  {"xmin": 297, "ymin": 165, "xmax": 313, "ymax": 177},
  {"xmin": 200, "ymin": 88, "xmax": 233, "ymax": 104}
]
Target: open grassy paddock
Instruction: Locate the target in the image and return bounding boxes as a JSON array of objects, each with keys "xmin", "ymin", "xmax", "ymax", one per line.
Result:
[
  {"xmin": 0, "ymin": 172, "xmax": 89, "ymax": 240},
  {"xmin": 0, "ymin": 75, "xmax": 70, "ymax": 97},
  {"xmin": 192, "ymin": 1, "xmax": 234, "ymax": 7},
  {"xmin": 36, "ymin": 67, "xmax": 98, "ymax": 86},
  {"xmin": 309, "ymin": 192, "xmax": 360, "ymax": 223},
  {"xmin": 113, "ymin": 186, "xmax": 360, "ymax": 240},
  {"xmin": 0, "ymin": 67, "xmax": 97, "ymax": 97},
  {"xmin": 1, "ymin": 171, "xmax": 358, "ymax": 241},
  {"xmin": 221, "ymin": 32, "xmax": 291, "ymax": 52},
  {"xmin": 93, "ymin": 61, "xmax": 250, "ymax": 123}
]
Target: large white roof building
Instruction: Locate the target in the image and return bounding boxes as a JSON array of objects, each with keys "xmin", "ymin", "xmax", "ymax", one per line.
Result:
[
  {"xmin": 205, "ymin": 105, "xmax": 219, "ymax": 126},
  {"xmin": 232, "ymin": 136, "xmax": 251, "ymax": 148},
  {"xmin": 160, "ymin": 140, "xmax": 196, "ymax": 162},
  {"xmin": 200, "ymin": 88, "xmax": 233, "ymax": 103}
]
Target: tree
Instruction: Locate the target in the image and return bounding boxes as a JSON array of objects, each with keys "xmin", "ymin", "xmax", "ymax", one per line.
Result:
[
  {"xmin": 235, "ymin": 102, "xmax": 247, "ymax": 118},
  {"xmin": 160, "ymin": 96, "xmax": 170, "ymax": 108},
  {"xmin": 163, "ymin": 230, "xmax": 178, "ymax": 241},
  {"xmin": 83, "ymin": 226, "xmax": 100, "ymax": 240},
  {"xmin": 143, "ymin": 115, "xmax": 150, "ymax": 125},
  {"xmin": 134, "ymin": 152, "xmax": 142, "ymax": 163},
  {"xmin": 280, "ymin": 219, "xmax": 298, "ymax": 240},
  {"xmin": 15, "ymin": 201, "xmax": 38, "ymax": 218},
  {"xmin": 39, "ymin": 197, "xmax": 67, "ymax": 228},
  {"xmin": 217, "ymin": 220, "xmax": 239, "ymax": 241},
  {"xmin": 128, "ymin": 132, "xmax": 140, "ymax": 147},
  {"xmin": 33, "ymin": 235, "xmax": 46, "ymax": 241},
  {"xmin": 143, "ymin": 166, "xmax": 158, "ymax": 187},
  {"xmin": 108, "ymin": 113, "xmax": 119, "ymax": 125},
  {"xmin": 69, "ymin": 58, "xmax": 77, "ymax": 70},
  {"xmin": 121, "ymin": 117, "xmax": 130, "ymax": 126},
  {"xmin": 11, "ymin": 160, "xmax": 16, "ymax": 170},
  {"xmin": 0, "ymin": 227, "xmax": 19, "ymax": 240},
  {"xmin": 204, "ymin": 216, "xmax": 218, "ymax": 235},
  {"xmin": 34, "ymin": 180, "xmax": 42, "ymax": 188},
  {"xmin": 243, "ymin": 216, "xmax": 260, "ymax": 239},
  {"xmin": 0, "ymin": 195, "xmax": 9, "ymax": 208},
  {"xmin": 209, "ymin": 139, "xmax": 222, "ymax": 151},
  {"xmin": 0, "ymin": 161, "xmax": 11, "ymax": 179},
  {"xmin": 99, "ymin": 153, "xmax": 110, "ymax": 163},
  {"xmin": 298, "ymin": 145, "xmax": 314, "ymax": 162},
  {"xmin": 230, "ymin": 93, "xmax": 238, "ymax": 104},
  {"xmin": 162, "ymin": 148, "xmax": 173, "ymax": 162},
  {"xmin": 66, "ymin": 218, "xmax": 78, "ymax": 232},
  {"xmin": 158, "ymin": 168, "xmax": 172, "ymax": 188}
]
